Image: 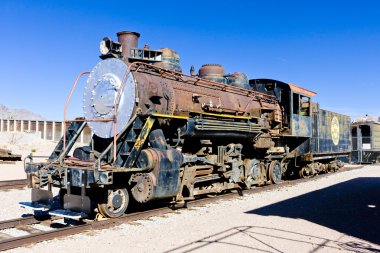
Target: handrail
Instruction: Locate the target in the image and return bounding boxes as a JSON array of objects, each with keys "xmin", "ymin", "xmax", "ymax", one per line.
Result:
[
  {"xmin": 126, "ymin": 62, "xmax": 276, "ymax": 101},
  {"xmin": 63, "ymin": 71, "xmax": 90, "ymax": 150},
  {"xmin": 112, "ymin": 62, "xmax": 140, "ymax": 162}
]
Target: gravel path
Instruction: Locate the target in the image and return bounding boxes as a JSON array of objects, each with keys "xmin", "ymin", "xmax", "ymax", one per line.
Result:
[{"xmin": 2, "ymin": 165, "xmax": 379, "ymax": 253}]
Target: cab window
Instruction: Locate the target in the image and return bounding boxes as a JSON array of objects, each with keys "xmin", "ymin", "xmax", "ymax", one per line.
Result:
[{"xmin": 293, "ymin": 93, "xmax": 310, "ymax": 116}]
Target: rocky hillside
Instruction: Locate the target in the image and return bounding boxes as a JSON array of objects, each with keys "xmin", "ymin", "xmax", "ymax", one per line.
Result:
[{"xmin": 0, "ymin": 104, "xmax": 45, "ymax": 120}]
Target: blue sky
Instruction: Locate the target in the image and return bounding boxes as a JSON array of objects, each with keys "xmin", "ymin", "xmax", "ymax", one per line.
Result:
[{"xmin": 0, "ymin": 0, "xmax": 379, "ymax": 120}]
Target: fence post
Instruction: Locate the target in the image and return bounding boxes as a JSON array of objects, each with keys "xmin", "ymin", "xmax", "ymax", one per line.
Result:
[
  {"xmin": 52, "ymin": 121, "xmax": 56, "ymax": 141},
  {"xmin": 43, "ymin": 121, "xmax": 47, "ymax": 140}
]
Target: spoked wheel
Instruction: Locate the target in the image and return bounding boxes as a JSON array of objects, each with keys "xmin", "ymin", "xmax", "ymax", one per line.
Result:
[
  {"xmin": 98, "ymin": 187, "xmax": 129, "ymax": 218},
  {"xmin": 268, "ymin": 160, "xmax": 282, "ymax": 184}
]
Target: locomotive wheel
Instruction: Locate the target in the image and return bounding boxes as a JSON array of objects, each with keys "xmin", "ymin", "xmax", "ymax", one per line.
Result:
[
  {"xmin": 98, "ymin": 187, "xmax": 129, "ymax": 218},
  {"xmin": 268, "ymin": 161, "xmax": 282, "ymax": 184}
]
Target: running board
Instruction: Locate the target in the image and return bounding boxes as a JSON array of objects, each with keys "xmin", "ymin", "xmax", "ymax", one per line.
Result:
[
  {"xmin": 18, "ymin": 201, "xmax": 50, "ymax": 211},
  {"xmin": 49, "ymin": 209, "xmax": 87, "ymax": 219}
]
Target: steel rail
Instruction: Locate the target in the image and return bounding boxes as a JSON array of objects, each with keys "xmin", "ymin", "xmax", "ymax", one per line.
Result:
[
  {"xmin": 0, "ymin": 180, "xmax": 26, "ymax": 191},
  {"xmin": 0, "ymin": 216, "xmax": 60, "ymax": 230}
]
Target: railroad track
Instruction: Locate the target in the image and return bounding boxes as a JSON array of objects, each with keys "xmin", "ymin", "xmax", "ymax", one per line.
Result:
[
  {"xmin": 0, "ymin": 164, "xmax": 364, "ymax": 251},
  {"xmin": 0, "ymin": 179, "xmax": 26, "ymax": 191}
]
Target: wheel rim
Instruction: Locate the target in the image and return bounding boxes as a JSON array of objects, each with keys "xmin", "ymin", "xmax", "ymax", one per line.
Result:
[
  {"xmin": 98, "ymin": 187, "xmax": 129, "ymax": 218},
  {"xmin": 269, "ymin": 161, "xmax": 282, "ymax": 184}
]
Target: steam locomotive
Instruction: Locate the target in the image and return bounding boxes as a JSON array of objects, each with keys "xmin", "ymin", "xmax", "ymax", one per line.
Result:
[{"xmin": 20, "ymin": 31, "xmax": 351, "ymax": 219}]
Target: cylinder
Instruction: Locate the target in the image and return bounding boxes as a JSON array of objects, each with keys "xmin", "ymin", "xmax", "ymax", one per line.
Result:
[{"xmin": 117, "ymin": 31, "xmax": 140, "ymax": 60}]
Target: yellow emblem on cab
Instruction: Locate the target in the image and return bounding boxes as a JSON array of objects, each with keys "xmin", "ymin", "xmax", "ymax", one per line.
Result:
[{"xmin": 331, "ymin": 116, "xmax": 340, "ymax": 145}]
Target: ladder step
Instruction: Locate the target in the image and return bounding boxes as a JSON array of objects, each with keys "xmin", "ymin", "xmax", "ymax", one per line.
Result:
[{"xmin": 119, "ymin": 152, "xmax": 131, "ymax": 156}]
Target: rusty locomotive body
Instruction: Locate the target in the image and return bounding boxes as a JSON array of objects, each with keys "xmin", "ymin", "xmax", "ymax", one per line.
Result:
[{"xmin": 20, "ymin": 31, "xmax": 351, "ymax": 218}]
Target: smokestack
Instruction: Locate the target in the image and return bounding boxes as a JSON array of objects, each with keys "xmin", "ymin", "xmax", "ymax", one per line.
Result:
[{"xmin": 117, "ymin": 31, "xmax": 140, "ymax": 60}]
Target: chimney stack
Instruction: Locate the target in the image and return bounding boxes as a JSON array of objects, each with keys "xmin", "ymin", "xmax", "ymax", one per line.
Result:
[{"xmin": 117, "ymin": 31, "xmax": 140, "ymax": 60}]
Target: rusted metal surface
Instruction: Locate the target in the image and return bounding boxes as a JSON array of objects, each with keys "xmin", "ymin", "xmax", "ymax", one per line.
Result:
[
  {"xmin": 198, "ymin": 64, "xmax": 226, "ymax": 83},
  {"xmin": 131, "ymin": 62, "xmax": 280, "ymax": 120},
  {"xmin": 288, "ymin": 83, "xmax": 317, "ymax": 97},
  {"xmin": 117, "ymin": 31, "xmax": 140, "ymax": 60}
]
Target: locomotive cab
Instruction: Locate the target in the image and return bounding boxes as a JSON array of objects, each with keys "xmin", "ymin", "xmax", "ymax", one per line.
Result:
[{"xmin": 249, "ymin": 79, "xmax": 315, "ymax": 137}]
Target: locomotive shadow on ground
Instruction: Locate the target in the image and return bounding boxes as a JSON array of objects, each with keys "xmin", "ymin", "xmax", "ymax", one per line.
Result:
[
  {"xmin": 164, "ymin": 177, "xmax": 380, "ymax": 253},
  {"xmin": 247, "ymin": 177, "xmax": 380, "ymax": 246},
  {"xmin": 164, "ymin": 225, "xmax": 380, "ymax": 253}
]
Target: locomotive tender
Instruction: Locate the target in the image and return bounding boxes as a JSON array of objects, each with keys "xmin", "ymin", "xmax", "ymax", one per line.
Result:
[{"xmin": 20, "ymin": 31, "xmax": 351, "ymax": 219}]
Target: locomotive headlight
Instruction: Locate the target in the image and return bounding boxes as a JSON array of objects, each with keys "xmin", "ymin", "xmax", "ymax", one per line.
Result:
[
  {"xmin": 99, "ymin": 37, "xmax": 121, "ymax": 56},
  {"xmin": 99, "ymin": 40, "xmax": 110, "ymax": 55}
]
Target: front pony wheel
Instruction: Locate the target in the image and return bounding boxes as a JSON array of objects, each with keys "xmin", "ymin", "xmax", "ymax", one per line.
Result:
[{"xmin": 98, "ymin": 187, "xmax": 129, "ymax": 218}]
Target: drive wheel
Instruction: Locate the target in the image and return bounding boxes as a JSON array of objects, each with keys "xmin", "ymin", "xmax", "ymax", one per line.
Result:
[
  {"xmin": 98, "ymin": 187, "xmax": 129, "ymax": 218},
  {"xmin": 269, "ymin": 161, "xmax": 282, "ymax": 184}
]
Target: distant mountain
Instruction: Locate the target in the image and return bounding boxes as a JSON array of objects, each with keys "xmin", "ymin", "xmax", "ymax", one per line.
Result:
[{"xmin": 0, "ymin": 104, "xmax": 45, "ymax": 121}]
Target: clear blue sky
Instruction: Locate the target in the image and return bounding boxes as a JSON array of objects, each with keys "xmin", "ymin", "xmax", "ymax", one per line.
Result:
[{"xmin": 0, "ymin": 0, "xmax": 379, "ymax": 120}]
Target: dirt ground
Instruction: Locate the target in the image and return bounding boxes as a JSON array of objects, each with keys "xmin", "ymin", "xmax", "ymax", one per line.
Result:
[{"xmin": 0, "ymin": 133, "xmax": 379, "ymax": 252}]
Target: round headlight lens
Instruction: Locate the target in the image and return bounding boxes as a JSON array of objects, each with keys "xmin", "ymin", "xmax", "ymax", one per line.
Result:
[{"xmin": 99, "ymin": 40, "xmax": 109, "ymax": 55}]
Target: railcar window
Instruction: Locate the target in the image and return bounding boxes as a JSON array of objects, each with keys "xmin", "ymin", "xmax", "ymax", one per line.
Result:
[
  {"xmin": 360, "ymin": 125, "xmax": 371, "ymax": 144},
  {"xmin": 300, "ymin": 96, "xmax": 310, "ymax": 116},
  {"xmin": 352, "ymin": 126, "xmax": 358, "ymax": 150},
  {"xmin": 292, "ymin": 93, "xmax": 310, "ymax": 116},
  {"xmin": 352, "ymin": 127, "xmax": 357, "ymax": 137}
]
